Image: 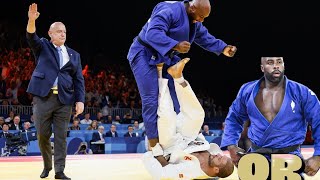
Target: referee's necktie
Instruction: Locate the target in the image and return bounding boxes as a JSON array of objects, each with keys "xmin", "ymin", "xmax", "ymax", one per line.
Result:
[
  {"xmin": 56, "ymin": 46, "xmax": 63, "ymax": 68},
  {"xmin": 52, "ymin": 46, "xmax": 63, "ymax": 88}
]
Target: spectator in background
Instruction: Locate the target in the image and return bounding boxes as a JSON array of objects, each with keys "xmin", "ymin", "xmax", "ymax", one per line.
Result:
[
  {"xmin": 86, "ymin": 120, "xmax": 98, "ymax": 130},
  {"xmin": 133, "ymin": 120, "xmax": 140, "ymax": 130},
  {"xmin": 5, "ymin": 110, "xmax": 15, "ymax": 123},
  {"xmin": 202, "ymin": 124, "xmax": 214, "ymax": 136},
  {"xmin": 95, "ymin": 112, "xmax": 106, "ymax": 124},
  {"xmin": 9, "ymin": 115, "xmax": 23, "ymax": 131},
  {"xmin": 91, "ymin": 125, "xmax": 106, "ymax": 154},
  {"xmin": 113, "ymin": 115, "xmax": 121, "ymax": 125},
  {"xmin": 124, "ymin": 125, "xmax": 137, "ymax": 137},
  {"xmin": 80, "ymin": 113, "xmax": 92, "ymax": 124},
  {"xmin": 21, "ymin": 121, "xmax": 32, "ymax": 132},
  {"xmin": 68, "ymin": 119, "xmax": 81, "ymax": 130},
  {"xmin": 91, "ymin": 126, "xmax": 105, "ymax": 142},
  {"xmin": 105, "ymin": 124, "xmax": 118, "ymax": 137},
  {"xmin": 19, "ymin": 122, "xmax": 34, "ymax": 156},
  {"xmin": 133, "ymin": 120, "xmax": 143, "ymax": 137},
  {"xmin": 74, "ymin": 142, "xmax": 93, "ymax": 155},
  {"xmin": 122, "ymin": 112, "xmax": 132, "ymax": 124},
  {"xmin": 105, "ymin": 115, "xmax": 113, "ymax": 124},
  {"xmin": 0, "ymin": 123, "xmax": 11, "ymax": 138}
]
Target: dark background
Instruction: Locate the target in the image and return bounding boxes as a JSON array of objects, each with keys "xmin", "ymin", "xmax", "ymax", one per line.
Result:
[{"xmin": 1, "ymin": 0, "xmax": 319, "ymax": 108}]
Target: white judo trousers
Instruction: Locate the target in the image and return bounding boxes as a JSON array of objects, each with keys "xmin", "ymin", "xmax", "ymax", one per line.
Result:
[
  {"xmin": 157, "ymin": 78, "xmax": 205, "ymax": 154},
  {"xmin": 142, "ymin": 78, "xmax": 217, "ymax": 180}
]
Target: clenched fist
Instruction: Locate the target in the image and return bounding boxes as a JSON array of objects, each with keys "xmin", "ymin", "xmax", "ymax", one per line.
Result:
[
  {"xmin": 223, "ymin": 45, "xmax": 237, "ymax": 57},
  {"xmin": 173, "ymin": 41, "xmax": 191, "ymax": 53}
]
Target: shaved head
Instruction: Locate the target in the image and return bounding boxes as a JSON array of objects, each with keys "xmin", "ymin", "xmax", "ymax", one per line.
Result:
[
  {"xmin": 192, "ymin": 0, "xmax": 211, "ymax": 13},
  {"xmin": 188, "ymin": 0, "xmax": 211, "ymax": 23},
  {"xmin": 49, "ymin": 22, "xmax": 65, "ymax": 31},
  {"xmin": 48, "ymin": 22, "xmax": 66, "ymax": 46}
]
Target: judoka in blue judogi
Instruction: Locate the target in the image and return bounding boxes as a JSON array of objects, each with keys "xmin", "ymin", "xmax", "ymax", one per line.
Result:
[
  {"xmin": 127, "ymin": 0, "xmax": 237, "ymax": 148},
  {"xmin": 221, "ymin": 57, "xmax": 320, "ymax": 177}
]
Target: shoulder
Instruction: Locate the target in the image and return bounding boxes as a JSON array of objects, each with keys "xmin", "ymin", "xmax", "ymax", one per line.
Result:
[
  {"xmin": 34, "ymin": 37, "xmax": 51, "ymax": 47},
  {"xmin": 241, "ymin": 80, "xmax": 259, "ymax": 89},
  {"xmin": 236, "ymin": 80, "xmax": 259, "ymax": 96},
  {"xmin": 286, "ymin": 78, "xmax": 316, "ymax": 98},
  {"xmin": 153, "ymin": 1, "xmax": 183, "ymax": 17},
  {"xmin": 287, "ymin": 78, "xmax": 308, "ymax": 90},
  {"xmin": 40, "ymin": 37, "xmax": 50, "ymax": 43}
]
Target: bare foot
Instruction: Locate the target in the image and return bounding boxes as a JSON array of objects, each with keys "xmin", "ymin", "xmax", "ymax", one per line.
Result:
[{"xmin": 167, "ymin": 58, "xmax": 190, "ymax": 78}]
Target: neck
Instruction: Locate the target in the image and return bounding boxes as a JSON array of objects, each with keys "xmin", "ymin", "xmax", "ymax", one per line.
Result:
[{"xmin": 263, "ymin": 77, "xmax": 285, "ymax": 90}]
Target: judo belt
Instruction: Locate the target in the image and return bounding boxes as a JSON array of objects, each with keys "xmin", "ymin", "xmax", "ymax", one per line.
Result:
[
  {"xmin": 136, "ymin": 36, "xmax": 176, "ymax": 58},
  {"xmin": 251, "ymin": 143, "xmax": 300, "ymax": 154},
  {"xmin": 137, "ymin": 36, "xmax": 153, "ymax": 50}
]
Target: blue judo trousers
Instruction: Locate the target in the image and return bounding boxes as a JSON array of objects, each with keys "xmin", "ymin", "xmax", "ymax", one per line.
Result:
[
  {"xmin": 127, "ymin": 0, "xmax": 227, "ymax": 140},
  {"xmin": 129, "ymin": 50, "xmax": 180, "ymax": 139}
]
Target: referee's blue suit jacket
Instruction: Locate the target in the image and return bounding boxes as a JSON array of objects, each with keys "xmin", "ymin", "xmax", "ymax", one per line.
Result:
[{"xmin": 26, "ymin": 32, "xmax": 85, "ymax": 105}]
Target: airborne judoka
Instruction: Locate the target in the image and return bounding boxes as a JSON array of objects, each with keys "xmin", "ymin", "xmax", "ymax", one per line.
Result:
[{"xmin": 127, "ymin": 0, "xmax": 237, "ymax": 149}]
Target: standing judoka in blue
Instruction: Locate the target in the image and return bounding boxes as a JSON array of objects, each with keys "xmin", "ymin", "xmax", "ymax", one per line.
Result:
[
  {"xmin": 221, "ymin": 57, "xmax": 320, "ymax": 177},
  {"xmin": 127, "ymin": 0, "xmax": 237, "ymax": 148}
]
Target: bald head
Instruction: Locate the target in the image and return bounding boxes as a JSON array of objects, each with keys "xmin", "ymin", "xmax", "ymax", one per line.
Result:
[
  {"xmin": 49, "ymin": 22, "xmax": 65, "ymax": 31},
  {"xmin": 188, "ymin": 0, "xmax": 211, "ymax": 23},
  {"xmin": 48, "ymin": 22, "xmax": 66, "ymax": 46},
  {"xmin": 192, "ymin": 0, "xmax": 211, "ymax": 12}
]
